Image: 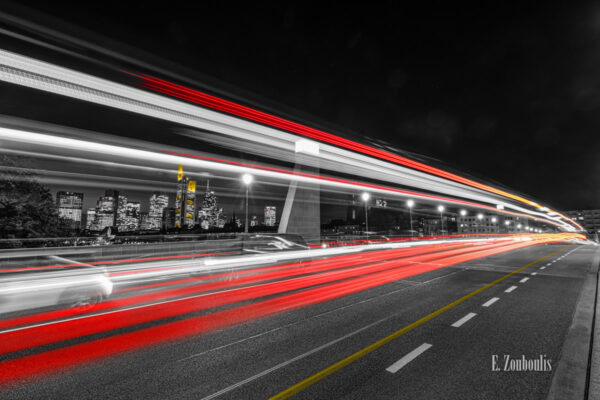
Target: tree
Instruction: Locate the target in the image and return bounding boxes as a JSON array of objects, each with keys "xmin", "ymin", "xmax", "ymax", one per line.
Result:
[{"xmin": 0, "ymin": 155, "xmax": 72, "ymax": 242}]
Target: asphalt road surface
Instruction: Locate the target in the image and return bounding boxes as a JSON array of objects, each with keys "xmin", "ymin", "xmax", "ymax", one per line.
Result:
[{"xmin": 1, "ymin": 242, "xmax": 596, "ymax": 399}]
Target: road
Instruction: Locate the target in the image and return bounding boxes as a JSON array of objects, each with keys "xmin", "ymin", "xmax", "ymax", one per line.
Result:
[{"xmin": 0, "ymin": 240, "xmax": 596, "ymax": 399}]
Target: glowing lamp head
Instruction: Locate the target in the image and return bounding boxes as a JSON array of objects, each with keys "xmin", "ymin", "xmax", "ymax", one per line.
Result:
[
  {"xmin": 517, "ymin": 224, "xmax": 522, "ymax": 229},
  {"xmin": 407, "ymin": 199, "xmax": 414, "ymax": 208},
  {"xmin": 438, "ymin": 205, "xmax": 445, "ymax": 212},
  {"xmin": 460, "ymin": 209, "xmax": 467, "ymax": 216},
  {"xmin": 505, "ymin": 220, "xmax": 511, "ymax": 226},
  {"xmin": 491, "ymin": 217, "xmax": 497, "ymax": 223},
  {"xmin": 477, "ymin": 213, "xmax": 484, "ymax": 220},
  {"xmin": 242, "ymin": 173, "xmax": 253, "ymax": 185},
  {"xmin": 361, "ymin": 192, "xmax": 370, "ymax": 202}
]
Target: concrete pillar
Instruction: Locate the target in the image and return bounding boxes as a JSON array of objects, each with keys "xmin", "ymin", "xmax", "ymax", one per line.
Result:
[{"xmin": 278, "ymin": 141, "xmax": 321, "ymax": 242}]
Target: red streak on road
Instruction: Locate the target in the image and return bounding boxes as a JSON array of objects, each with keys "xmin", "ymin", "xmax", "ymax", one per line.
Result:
[
  {"xmin": 0, "ymin": 239, "xmax": 550, "ymax": 385},
  {"xmin": 0, "ymin": 242, "xmax": 469, "ymax": 331},
  {"xmin": 0, "ymin": 242, "xmax": 498, "ymax": 354}
]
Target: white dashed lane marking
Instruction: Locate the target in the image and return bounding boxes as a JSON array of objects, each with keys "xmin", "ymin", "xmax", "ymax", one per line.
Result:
[
  {"xmin": 482, "ymin": 297, "xmax": 500, "ymax": 307},
  {"xmin": 386, "ymin": 343, "xmax": 432, "ymax": 373},
  {"xmin": 451, "ymin": 312, "xmax": 477, "ymax": 328}
]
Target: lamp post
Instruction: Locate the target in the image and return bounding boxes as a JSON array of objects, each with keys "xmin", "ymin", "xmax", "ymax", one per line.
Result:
[
  {"xmin": 438, "ymin": 205, "xmax": 445, "ymax": 234},
  {"xmin": 362, "ymin": 192, "xmax": 370, "ymax": 238},
  {"xmin": 242, "ymin": 173, "xmax": 253, "ymax": 233},
  {"xmin": 459, "ymin": 209, "xmax": 467, "ymax": 235},
  {"xmin": 407, "ymin": 199, "xmax": 414, "ymax": 235}
]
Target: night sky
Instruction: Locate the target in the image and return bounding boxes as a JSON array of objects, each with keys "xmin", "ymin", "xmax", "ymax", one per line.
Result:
[{"xmin": 8, "ymin": 1, "xmax": 600, "ymax": 210}]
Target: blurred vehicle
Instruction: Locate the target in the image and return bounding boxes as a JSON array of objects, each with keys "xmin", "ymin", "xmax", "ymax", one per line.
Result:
[
  {"xmin": 0, "ymin": 263, "xmax": 113, "ymax": 315},
  {"xmin": 365, "ymin": 235, "xmax": 391, "ymax": 244},
  {"xmin": 242, "ymin": 234, "xmax": 308, "ymax": 254}
]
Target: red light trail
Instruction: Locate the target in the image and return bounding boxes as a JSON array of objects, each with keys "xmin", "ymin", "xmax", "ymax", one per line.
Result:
[
  {"xmin": 0, "ymin": 235, "xmax": 580, "ymax": 386},
  {"xmin": 137, "ymin": 74, "xmax": 581, "ymax": 230}
]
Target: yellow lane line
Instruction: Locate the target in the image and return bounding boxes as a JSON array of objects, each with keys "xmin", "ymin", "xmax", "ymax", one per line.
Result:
[{"xmin": 269, "ymin": 244, "xmax": 572, "ymax": 399}]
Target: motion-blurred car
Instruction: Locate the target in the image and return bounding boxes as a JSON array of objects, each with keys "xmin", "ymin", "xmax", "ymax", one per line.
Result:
[
  {"xmin": 0, "ymin": 264, "xmax": 113, "ymax": 315},
  {"xmin": 241, "ymin": 234, "xmax": 308, "ymax": 254}
]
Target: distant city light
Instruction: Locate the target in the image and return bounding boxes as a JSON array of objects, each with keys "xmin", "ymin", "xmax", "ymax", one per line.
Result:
[
  {"xmin": 460, "ymin": 209, "xmax": 467, "ymax": 216},
  {"xmin": 491, "ymin": 217, "xmax": 497, "ymax": 223},
  {"xmin": 477, "ymin": 213, "xmax": 483, "ymax": 220}
]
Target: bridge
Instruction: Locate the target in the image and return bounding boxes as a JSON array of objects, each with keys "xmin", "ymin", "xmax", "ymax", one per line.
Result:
[{"xmin": 0, "ymin": 9, "xmax": 598, "ymax": 400}]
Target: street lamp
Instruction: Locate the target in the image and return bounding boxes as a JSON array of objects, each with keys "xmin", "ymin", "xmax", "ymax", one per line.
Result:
[
  {"xmin": 362, "ymin": 192, "xmax": 370, "ymax": 237},
  {"xmin": 438, "ymin": 205, "xmax": 445, "ymax": 234},
  {"xmin": 242, "ymin": 174, "xmax": 253, "ymax": 233},
  {"xmin": 460, "ymin": 209, "xmax": 467, "ymax": 217},
  {"xmin": 407, "ymin": 199, "xmax": 415, "ymax": 235},
  {"xmin": 477, "ymin": 213, "xmax": 484, "ymax": 220},
  {"xmin": 491, "ymin": 217, "xmax": 497, "ymax": 223}
]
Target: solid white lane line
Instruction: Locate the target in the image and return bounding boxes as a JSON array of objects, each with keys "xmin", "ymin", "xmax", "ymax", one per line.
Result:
[
  {"xmin": 482, "ymin": 297, "xmax": 500, "ymax": 307},
  {"xmin": 451, "ymin": 312, "xmax": 477, "ymax": 328},
  {"xmin": 505, "ymin": 286, "xmax": 518, "ymax": 293},
  {"xmin": 531, "ymin": 272, "xmax": 538, "ymax": 276},
  {"xmin": 519, "ymin": 277, "xmax": 530, "ymax": 283},
  {"xmin": 386, "ymin": 343, "xmax": 432, "ymax": 373},
  {"xmin": 540, "ymin": 266, "xmax": 546, "ymax": 270}
]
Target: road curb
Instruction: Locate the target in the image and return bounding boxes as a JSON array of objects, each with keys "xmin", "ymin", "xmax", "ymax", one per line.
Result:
[
  {"xmin": 588, "ymin": 247, "xmax": 600, "ymax": 399},
  {"xmin": 547, "ymin": 246, "xmax": 600, "ymax": 400}
]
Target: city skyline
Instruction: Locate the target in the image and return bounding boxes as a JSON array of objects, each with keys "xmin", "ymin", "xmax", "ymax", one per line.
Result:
[{"xmin": 54, "ymin": 184, "xmax": 281, "ymax": 232}]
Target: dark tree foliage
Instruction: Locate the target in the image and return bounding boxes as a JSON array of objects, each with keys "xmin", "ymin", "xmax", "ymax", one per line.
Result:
[{"xmin": 0, "ymin": 155, "xmax": 72, "ymax": 242}]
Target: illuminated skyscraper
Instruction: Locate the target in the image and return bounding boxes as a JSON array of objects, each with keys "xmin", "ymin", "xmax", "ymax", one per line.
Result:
[
  {"xmin": 140, "ymin": 212, "xmax": 150, "ymax": 231},
  {"xmin": 104, "ymin": 189, "xmax": 120, "ymax": 227},
  {"xmin": 122, "ymin": 201, "xmax": 141, "ymax": 232},
  {"xmin": 264, "ymin": 206, "xmax": 277, "ymax": 227},
  {"xmin": 56, "ymin": 191, "xmax": 83, "ymax": 228},
  {"xmin": 184, "ymin": 179, "xmax": 197, "ymax": 228},
  {"xmin": 149, "ymin": 192, "xmax": 169, "ymax": 230},
  {"xmin": 90, "ymin": 195, "xmax": 115, "ymax": 231},
  {"xmin": 198, "ymin": 180, "xmax": 225, "ymax": 230},
  {"xmin": 116, "ymin": 194, "xmax": 128, "ymax": 231},
  {"xmin": 163, "ymin": 207, "xmax": 176, "ymax": 230},
  {"xmin": 174, "ymin": 165, "xmax": 197, "ymax": 228},
  {"xmin": 85, "ymin": 208, "xmax": 96, "ymax": 230}
]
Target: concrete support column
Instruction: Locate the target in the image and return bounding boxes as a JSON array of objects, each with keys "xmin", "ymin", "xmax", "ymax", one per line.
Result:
[{"xmin": 278, "ymin": 140, "xmax": 321, "ymax": 243}]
